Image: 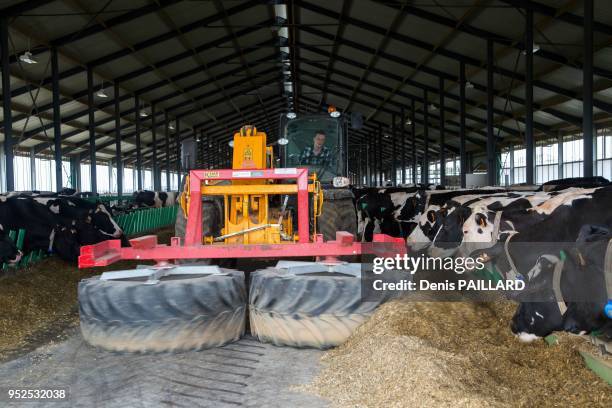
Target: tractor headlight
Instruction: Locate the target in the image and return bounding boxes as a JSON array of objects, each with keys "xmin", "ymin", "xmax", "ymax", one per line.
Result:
[{"xmin": 332, "ymin": 177, "xmax": 350, "ymax": 188}]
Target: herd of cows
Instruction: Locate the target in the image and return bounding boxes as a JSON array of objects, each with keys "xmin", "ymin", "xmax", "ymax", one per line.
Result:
[
  {"xmin": 0, "ymin": 189, "xmax": 177, "ymax": 265},
  {"xmin": 0, "ymin": 178, "xmax": 609, "ymax": 344},
  {"xmin": 352, "ymin": 176, "xmax": 612, "ymax": 342}
]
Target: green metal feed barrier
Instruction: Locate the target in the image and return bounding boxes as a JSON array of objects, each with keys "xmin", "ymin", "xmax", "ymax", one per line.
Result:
[
  {"xmin": 115, "ymin": 205, "xmax": 178, "ymax": 236},
  {"xmin": 1, "ymin": 229, "xmax": 47, "ymax": 271}
]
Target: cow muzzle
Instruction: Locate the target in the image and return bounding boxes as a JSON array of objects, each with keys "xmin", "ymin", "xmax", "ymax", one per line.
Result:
[{"xmin": 10, "ymin": 250, "xmax": 23, "ymax": 264}]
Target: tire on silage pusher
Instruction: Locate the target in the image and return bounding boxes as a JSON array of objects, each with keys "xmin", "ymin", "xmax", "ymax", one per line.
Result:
[
  {"xmin": 249, "ymin": 267, "xmax": 403, "ymax": 349},
  {"xmin": 78, "ymin": 268, "xmax": 246, "ymax": 352},
  {"xmin": 317, "ymin": 188, "xmax": 357, "ymax": 241}
]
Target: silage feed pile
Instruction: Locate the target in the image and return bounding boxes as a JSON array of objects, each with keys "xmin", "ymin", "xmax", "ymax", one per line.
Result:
[{"xmin": 300, "ymin": 300, "xmax": 611, "ymax": 407}]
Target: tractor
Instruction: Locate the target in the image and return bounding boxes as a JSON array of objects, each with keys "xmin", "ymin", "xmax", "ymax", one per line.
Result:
[
  {"xmin": 76, "ymin": 116, "xmax": 403, "ymax": 352},
  {"xmin": 174, "ymin": 112, "xmax": 357, "ymax": 247}
]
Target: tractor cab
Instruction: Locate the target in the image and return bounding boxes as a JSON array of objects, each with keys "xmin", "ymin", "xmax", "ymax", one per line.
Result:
[{"xmin": 279, "ymin": 113, "xmax": 348, "ymax": 186}]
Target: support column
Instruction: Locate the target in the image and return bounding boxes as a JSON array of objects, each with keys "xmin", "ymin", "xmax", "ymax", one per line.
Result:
[
  {"xmin": 87, "ymin": 65, "xmax": 97, "ymax": 193},
  {"xmin": 51, "ymin": 47, "xmax": 62, "ymax": 190},
  {"xmin": 411, "ymin": 98, "xmax": 417, "ymax": 184},
  {"xmin": 165, "ymin": 111, "xmax": 170, "ymax": 190},
  {"xmin": 114, "ymin": 82, "xmax": 122, "ymax": 196},
  {"xmin": 558, "ymin": 132, "xmax": 564, "ymax": 179},
  {"xmin": 392, "ymin": 113, "xmax": 397, "ymax": 186},
  {"xmin": 525, "ymin": 8, "xmax": 535, "ymax": 184},
  {"xmin": 70, "ymin": 155, "xmax": 80, "ymax": 190},
  {"xmin": 175, "ymin": 119, "xmax": 181, "ymax": 189},
  {"xmin": 377, "ymin": 124, "xmax": 383, "ymax": 185},
  {"xmin": 30, "ymin": 148, "xmax": 36, "ymax": 190},
  {"xmin": 1, "ymin": 18, "xmax": 14, "ymax": 192},
  {"xmin": 583, "ymin": 0, "xmax": 594, "ymax": 177},
  {"xmin": 439, "ymin": 77, "xmax": 445, "ymax": 186},
  {"xmin": 401, "ymin": 106, "xmax": 406, "ymax": 184},
  {"xmin": 486, "ymin": 38, "xmax": 496, "ymax": 186},
  {"xmin": 422, "ymin": 90, "xmax": 429, "ymax": 184},
  {"xmin": 135, "ymin": 95, "xmax": 142, "ymax": 190},
  {"xmin": 151, "ymin": 103, "xmax": 160, "ymax": 190},
  {"xmin": 460, "ymin": 62, "xmax": 467, "ymax": 188}
]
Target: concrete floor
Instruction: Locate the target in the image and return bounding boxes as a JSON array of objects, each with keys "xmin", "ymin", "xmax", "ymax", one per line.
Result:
[{"xmin": 0, "ymin": 329, "xmax": 328, "ymax": 408}]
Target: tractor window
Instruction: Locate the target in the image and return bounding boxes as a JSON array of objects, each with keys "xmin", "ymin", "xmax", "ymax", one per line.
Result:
[{"xmin": 284, "ymin": 117, "xmax": 341, "ymax": 182}]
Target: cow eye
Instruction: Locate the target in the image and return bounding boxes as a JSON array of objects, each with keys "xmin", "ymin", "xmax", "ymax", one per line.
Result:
[
  {"xmin": 427, "ymin": 211, "xmax": 435, "ymax": 223},
  {"xmin": 476, "ymin": 213, "xmax": 487, "ymax": 227}
]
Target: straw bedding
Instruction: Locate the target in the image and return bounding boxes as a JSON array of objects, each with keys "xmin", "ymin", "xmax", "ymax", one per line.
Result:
[
  {"xmin": 300, "ymin": 300, "xmax": 611, "ymax": 407},
  {"xmin": 0, "ymin": 228, "xmax": 174, "ymax": 361}
]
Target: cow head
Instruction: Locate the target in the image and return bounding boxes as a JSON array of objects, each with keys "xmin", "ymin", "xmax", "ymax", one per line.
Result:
[
  {"xmin": 510, "ymin": 255, "xmax": 563, "ymax": 341},
  {"xmin": 407, "ymin": 204, "xmax": 446, "ymax": 252},
  {"xmin": 0, "ymin": 237, "xmax": 22, "ymax": 264},
  {"xmin": 52, "ymin": 226, "xmax": 80, "ymax": 262},
  {"xmin": 91, "ymin": 203, "xmax": 123, "ymax": 238},
  {"xmin": 429, "ymin": 205, "xmax": 472, "ymax": 256}
]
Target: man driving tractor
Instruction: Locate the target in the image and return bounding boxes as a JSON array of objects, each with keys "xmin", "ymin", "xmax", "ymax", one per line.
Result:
[{"xmin": 299, "ymin": 130, "xmax": 333, "ymax": 166}]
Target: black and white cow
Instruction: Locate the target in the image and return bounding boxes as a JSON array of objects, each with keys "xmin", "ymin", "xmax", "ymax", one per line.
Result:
[
  {"xmin": 473, "ymin": 186, "xmax": 612, "ymax": 341},
  {"xmin": 31, "ymin": 195, "xmax": 123, "ymax": 239},
  {"xmin": 403, "ymin": 189, "xmax": 509, "ymax": 251},
  {"xmin": 355, "ymin": 186, "xmax": 421, "ymax": 242},
  {"xmin": 132, "ymin": 190, "xmax": 177, "ymax": 208},
  {"xmin": 510, "ymin": 226, "xmax": 612, "ymax": 342},
  {"xmin": 0, "ymin": 224, "xmax": 23, "ymax": 264},
  {"xmin": 421, "ymin": 191, "xmax": 552, "ymax": 257},
  {"xmin": 537, "ymin": 176, "xmax": 609, "ymax": 192},
  {"xmin": 0, "ymin": 194, "xmax": 125, "ymax": 263}
]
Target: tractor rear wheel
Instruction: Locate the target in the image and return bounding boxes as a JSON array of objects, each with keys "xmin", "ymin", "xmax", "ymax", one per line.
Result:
[
  {"xmin": 174, "ymin": 199, "xmax": 223, "ymax": 243},
  {"xmin": 318, "ymin": 188, "xmax": 357, "ymax": 241},
  {"xmin": 79, "ymin": 268, "xmax": 246, "ymax": 352},
  {"xmin": 249, "ymin": 266, "xmax": 398, "ymax": 349}
]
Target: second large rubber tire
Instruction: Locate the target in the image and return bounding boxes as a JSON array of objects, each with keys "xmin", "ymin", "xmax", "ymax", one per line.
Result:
[
  {"xmin": 79, "ymin": 268, "xmax": 246, "ymax": 352},
  {"xmin": 249, "ymin": 267, "xmax": 397, "ymax": 349},
  {"xmin": 318, "ymin": 189, "xmax": 357, "ymax": 241}
]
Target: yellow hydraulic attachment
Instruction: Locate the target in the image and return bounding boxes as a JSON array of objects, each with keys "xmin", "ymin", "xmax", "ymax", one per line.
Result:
[{"xmin": 179, "ymin": 125, "xmax": 322, "ymax": 245}]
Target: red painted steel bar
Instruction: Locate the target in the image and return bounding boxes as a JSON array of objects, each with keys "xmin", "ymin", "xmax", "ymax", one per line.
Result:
[{"xmin": 78, "ymin": 167, "xmax": 406, "ymax": 268}]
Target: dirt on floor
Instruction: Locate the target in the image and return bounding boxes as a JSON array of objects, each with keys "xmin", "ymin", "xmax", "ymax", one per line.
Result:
[
  {"xmin": 300, "ymin": 300, "xmax": 611, "ymax": 408},
  {"xmin": 0, "ymin": 228, "xmax": 175, "ymax": 361}
]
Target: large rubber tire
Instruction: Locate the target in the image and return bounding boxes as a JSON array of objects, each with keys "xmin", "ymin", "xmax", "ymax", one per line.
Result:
[
  {"xmin": 175, "ymin": 199, "xmax": 223, "ymax": 241},
  {"xmin": 249, "ymin": 267, "xmax": 398, "ymax": 349},
  {"xmin": 318, "ymin": 188, "xmax": 357, "ymax": 241},
  {"xmin": 79, "ymin": 268, "xmax": 246, "ymax": 352}
]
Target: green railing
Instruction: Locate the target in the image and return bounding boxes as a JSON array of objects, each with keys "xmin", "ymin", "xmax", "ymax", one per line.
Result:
[
  {"xmin": 115, "ymin": 205, "xmax": 178, "ymax": 236},
  {"xmin": 1, "ymin": 229, "xmax": 47, "ymax": 270}
]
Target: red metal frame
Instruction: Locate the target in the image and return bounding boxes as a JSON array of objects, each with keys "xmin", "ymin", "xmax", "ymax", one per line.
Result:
[
  {"xmin": 78, "ymin": 168, "xmax": 406, "ymax": 268},
  {"xmin": 185, "ymin": 168, "xmax": 310, "ymax": 245}
]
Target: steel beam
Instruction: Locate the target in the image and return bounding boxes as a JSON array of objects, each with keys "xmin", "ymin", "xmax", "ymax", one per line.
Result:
[
  {"xmin": 165, "ymin": 111, "xmax": 170, "ymax": 190},
  {"xmin": 411, "ymin": 99, "xmax": 416, "ymax": 184},
  {"xmin": 114, "ymin": 82, "xmax": 122, "ymax": 196},
  {"xmin": 486, "ymin": 39, "xmax": 495, "ymax": 186},
  {"xmin": 525, "ymin": 8, "xmax": 535, "ymax": 184},
  {"xmin": 460, "ymin": 62, "xmax": 466, "ymax": 188},
  {"xmin": 380, "ymin": 0, "xmax": 612, "ymax": 80},
  {"xmin": 1, "ymin": 18, "xmax": 14, "ymax": 191},
  {"xmin": 583, "ymin": 0, "xmax": 594, "ymax": 178},
  {"xmin": 152, "ymin": 103, "xmax": 160, "ymax": 190},
  {"xmin": 500, "ymin": 0, "xmax": 612, "ymax": 36},
  {"xmin": 401, "ymin": 106, "xmax": 405, "ymax": 184},
  {"xmin": 87, "ymin": 66, "xmax": 97, "ymax": 193},
  {"xmin": 51, "ymin": 47, "xmax": 62, "ymax": 190},
  {"xmin": 135, "ymin": 95, "xmax": 142, "ymax": 190},
  {"xmin": 423, "ymin": 90, "xmax": 429, "ymax": 184},
  {"xmin": 439, "ymin": 77, "xmax": 445, "ymax": 186},
  {"xmin": 0, "ymin": 0, "xmax": 52, "ymax": 16},
  {"xmin": 392, "ymin": 113, "xmax": 397, "ymax": 186},
  {"xmin": 176, "ymin": 119, "xmax": 181, "ymax": 188}
]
